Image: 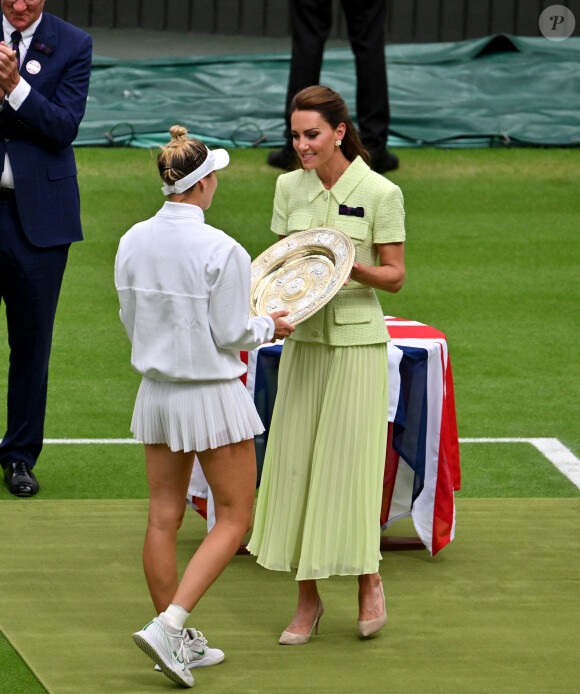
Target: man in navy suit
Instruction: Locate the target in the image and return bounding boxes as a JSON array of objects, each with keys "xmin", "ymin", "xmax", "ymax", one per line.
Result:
[{"xmin": 0, "ymin": 0, "xmax": 92, "ymax": 496}]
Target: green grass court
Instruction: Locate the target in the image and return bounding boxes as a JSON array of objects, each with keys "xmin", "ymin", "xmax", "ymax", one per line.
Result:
[{"xmin": 0, "ymin": 147, "xmax": 578, "ymax": 692}]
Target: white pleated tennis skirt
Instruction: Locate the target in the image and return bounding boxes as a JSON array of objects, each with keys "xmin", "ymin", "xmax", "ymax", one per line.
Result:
[{"xmin": 130, "ymin": 376, "xmax": 265, "ymax": 453}]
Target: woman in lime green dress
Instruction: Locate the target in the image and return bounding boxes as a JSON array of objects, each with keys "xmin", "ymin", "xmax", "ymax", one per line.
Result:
[{"xmin": 248, "ymin": 86, "xmax": 406, "ymax": 643}]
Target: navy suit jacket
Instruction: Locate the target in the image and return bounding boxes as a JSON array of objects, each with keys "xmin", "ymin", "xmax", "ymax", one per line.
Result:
[{"xmin": 0, "ymin": 12, "xmax": 92, "ymax": 248}]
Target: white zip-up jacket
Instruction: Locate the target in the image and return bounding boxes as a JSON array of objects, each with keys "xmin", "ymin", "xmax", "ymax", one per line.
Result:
[{"xmin": 115, "ymin": 202, "xmax": 274, "ymax": 382}]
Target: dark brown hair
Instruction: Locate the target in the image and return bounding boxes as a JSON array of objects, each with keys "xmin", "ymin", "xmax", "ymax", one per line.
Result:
[
  {"xmin": 290, "ymin": 86, "xmax": 370, "ymax": 165},
  {"xmin": 157, "ymin": 125, "xmax": 208, "ymax": 189}
]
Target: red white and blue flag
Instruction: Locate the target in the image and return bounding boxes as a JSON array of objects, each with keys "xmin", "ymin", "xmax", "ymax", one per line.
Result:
[{"xmin": 382, "ymin": 317, "xmax": 460, "ymax": 555}]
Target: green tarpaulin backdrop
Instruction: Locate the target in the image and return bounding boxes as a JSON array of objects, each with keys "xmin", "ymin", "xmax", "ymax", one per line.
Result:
[{"xmin": 79, "ymin": 34, "xmax": 580, "ymax": 149}]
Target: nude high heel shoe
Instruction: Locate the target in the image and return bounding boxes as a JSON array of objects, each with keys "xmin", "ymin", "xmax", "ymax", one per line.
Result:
[
  {"xmin": 358, "ymin": 581, "xmax": 387, "ymax": 637},
  {"xmin": 279, "ymin": 600, "xmax": 325, "ymax": 645}
]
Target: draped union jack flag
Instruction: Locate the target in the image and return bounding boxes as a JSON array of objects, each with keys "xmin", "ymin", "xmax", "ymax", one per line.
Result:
[{"xmin": 382, "ymin": 317, "xmax": 460, "ymax": 555}]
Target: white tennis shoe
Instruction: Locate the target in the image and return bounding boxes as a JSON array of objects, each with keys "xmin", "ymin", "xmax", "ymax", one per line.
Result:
[
  {"xmin": 133, "ymin": 617, "xmax": 194, "ymax": 688},
  {"xmin": 154, "ymin": 628, "xmax": 225, "ymax": 671}
]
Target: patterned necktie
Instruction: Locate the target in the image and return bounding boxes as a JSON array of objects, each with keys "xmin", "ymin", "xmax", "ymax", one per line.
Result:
[{"xmin": 11, "ymin": 31, "xmax": 22, "ymax": 68}]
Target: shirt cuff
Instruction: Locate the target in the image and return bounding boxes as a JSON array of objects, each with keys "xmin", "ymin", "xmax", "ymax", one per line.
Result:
[
  {"xmin": 264, "ymin": 315, "xmax": 275, "ymax": 341},
  {"xmin": 6, "ymin": 77, "xmax": 31, "ymax": 110}
]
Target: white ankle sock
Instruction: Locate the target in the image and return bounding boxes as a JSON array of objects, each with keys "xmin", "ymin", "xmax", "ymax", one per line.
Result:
[{"xmin": 160, "ymin": 604, "xmax": 190, "ymax": 633}]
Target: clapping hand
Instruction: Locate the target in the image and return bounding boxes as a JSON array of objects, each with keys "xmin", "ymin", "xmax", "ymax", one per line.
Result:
[{"xmin": 0, "ymin": 41, "xmax": 20, "ymax": 95}]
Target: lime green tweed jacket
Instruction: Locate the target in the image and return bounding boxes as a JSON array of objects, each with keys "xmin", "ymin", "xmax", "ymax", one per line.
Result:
[{"xmin": 271, "ymin": 156, "xmax": 406, "ymax": 346}]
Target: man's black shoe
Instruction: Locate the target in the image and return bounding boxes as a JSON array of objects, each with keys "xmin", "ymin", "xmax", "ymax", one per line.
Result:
[
  {"xmin": 4, "ymin": 461, "xmax": 39, "ymax": 497},
  {"xmin": 267, "ymin": 147, "xmax": 298, "ymax": 171},
  {"xmin": 370, "ymin": 150, "xmax": 399, "ymax": 174}
]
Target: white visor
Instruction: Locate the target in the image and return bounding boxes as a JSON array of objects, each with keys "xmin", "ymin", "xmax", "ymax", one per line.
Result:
[{"xmin": 161, "ymin": 147, "xmax": 229, "ymax": 195}]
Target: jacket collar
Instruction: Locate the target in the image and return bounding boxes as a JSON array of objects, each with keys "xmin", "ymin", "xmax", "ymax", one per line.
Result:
[
  {"xmin": 305, "ymin": 156, "xmax": 371, "ymax": 204},
  {"xmin": 30, "ymin": 15, "xmax": 56, "ymax": 57},
  {"xmin": 159, "ymin": 201, "xmax": 205, "ymax": 222}
]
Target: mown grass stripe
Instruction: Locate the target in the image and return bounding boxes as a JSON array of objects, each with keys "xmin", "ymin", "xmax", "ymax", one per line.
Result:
[{"xmin": 40, "ymin": 437, "xmax": 580, "ymax": 489}]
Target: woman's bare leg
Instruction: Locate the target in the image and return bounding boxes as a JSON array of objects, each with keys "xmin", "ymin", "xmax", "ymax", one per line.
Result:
[
  {"xmin": 283, "ymin": 579, "xmax": 322, "ymax": 634},
  {"xmin": 142, "ymin": 443, "xmax": 196, "ymax": 613},
  {"xmin": 171, "ymin": 438, "xmax": 257, "ymax": 612},
  {"xmin": 358, "ymin": 572, "xmax": 384, "ymax": 621}
]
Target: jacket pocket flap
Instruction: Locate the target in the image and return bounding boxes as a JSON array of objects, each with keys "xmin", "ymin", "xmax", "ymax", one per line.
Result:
[
  {"xmin": 287, "ymin": 213, "xmax": 313, "ymax": 233},
  {"xmin": 333, "ymin": 306, "xmax": 372, "ymax": 325},
  {"xmin": 48, "ymin": 162, "xmax": 77, "ymax": 181},
  {"xmin": 337, "ymin": 217, "xmax": 369, "ymax": 241}
]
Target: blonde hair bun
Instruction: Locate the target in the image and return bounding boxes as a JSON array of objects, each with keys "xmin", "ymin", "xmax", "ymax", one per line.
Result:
[{"xmin": 169, "ymin": 125, "xmax": 188, "ymax": 141}]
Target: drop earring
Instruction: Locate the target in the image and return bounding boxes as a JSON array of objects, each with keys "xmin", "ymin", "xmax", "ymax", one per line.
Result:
[{"xmin": 335, "ymin": 140, "xmax": 342, "ymax": 147}]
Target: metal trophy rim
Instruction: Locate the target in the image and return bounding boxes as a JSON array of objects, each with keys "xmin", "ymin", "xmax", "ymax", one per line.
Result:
[{"xmin": 249, "ymin": 227, "xmax": 355, "ymax": 326}]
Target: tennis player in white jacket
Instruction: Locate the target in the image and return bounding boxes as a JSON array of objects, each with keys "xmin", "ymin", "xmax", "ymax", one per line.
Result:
[{"xmin": 115, "ymin": 125, "xmax": 294, "ymax": 688}]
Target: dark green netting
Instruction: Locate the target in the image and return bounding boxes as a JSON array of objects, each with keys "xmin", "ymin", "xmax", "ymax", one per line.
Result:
[{"xmin": 79, "ymin": 34, "xmax": 580, "ymax": 149}]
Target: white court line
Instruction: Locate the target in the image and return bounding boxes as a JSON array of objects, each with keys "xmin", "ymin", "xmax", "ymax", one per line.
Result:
[
  {"xmin": 44, "ymin": 439, "xmax": 138, "ymax": 444},
  {"xmin": 459, "ymin": 437, "xmax": 580, "ymax": 488},
  {"xmin": 44, "ymin": 437, "xmax": 580, "ymax": 489}
]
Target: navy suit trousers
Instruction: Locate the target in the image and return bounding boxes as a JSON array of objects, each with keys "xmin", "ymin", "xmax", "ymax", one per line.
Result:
[
  {"xmin": 0, "ymin": 196, "xmax": 69, "ymax": 468},
  {"xmin": 284, "ymin": 0, "xmax": 390, "ymax": 155}
]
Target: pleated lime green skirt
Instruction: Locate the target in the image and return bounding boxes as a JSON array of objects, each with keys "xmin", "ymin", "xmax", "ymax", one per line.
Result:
[{"xmin": 247, "ymin": 339, "xmax": 389, "ymax": 581}]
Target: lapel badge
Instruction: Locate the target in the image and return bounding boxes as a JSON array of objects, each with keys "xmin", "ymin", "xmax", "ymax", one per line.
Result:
[{"xmin": 26, "ymin": 59, "xmax": 41, "ymax": 75}]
